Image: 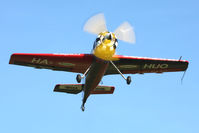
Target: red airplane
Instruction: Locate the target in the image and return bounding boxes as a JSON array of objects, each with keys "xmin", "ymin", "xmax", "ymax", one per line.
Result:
[{"xmin": 9, "ymin": 14, "xmax": 188, "ymax": 111}]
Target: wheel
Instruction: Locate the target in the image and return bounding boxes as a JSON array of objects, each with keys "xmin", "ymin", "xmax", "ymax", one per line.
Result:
[
  {"xmin": 76, "ymin": 74, "xmax": 81, "ymax": 83},
  {"xmin": 127, "ymin": 76, "xmax": 131, "ymax": 85},
  {"xmin": 81, "ymin": 105, "xmax": 85, "ymax": 112}
]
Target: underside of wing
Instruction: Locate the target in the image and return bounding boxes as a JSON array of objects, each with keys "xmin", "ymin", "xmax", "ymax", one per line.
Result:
[
  {"xmin": 105, "ymin": 55, "xmax": 189, "ymax": 75},
  {"xmin": 9, "ymin": 53, "xmax": 93, "ymax": 74}
]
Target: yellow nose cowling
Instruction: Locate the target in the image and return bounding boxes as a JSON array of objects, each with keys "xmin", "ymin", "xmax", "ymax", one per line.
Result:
[
  {"xmin": 93, "ymin": 32, "xmax": 119, "ymax": 61},
  {"xmin": 93, "ymin": 41, "xmax": 118, "ymax": 61}
]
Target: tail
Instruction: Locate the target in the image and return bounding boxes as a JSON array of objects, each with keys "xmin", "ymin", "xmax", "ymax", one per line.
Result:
[{"xmin": 54, "ymin": 84, "xmax": 115, "ymax": 94}]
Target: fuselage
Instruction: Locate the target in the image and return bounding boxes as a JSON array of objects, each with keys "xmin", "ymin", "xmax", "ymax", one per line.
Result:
[
  {"xmin": 82, "ymin": 57, "xmax": 109, "ymax": 105},
  {"xmin": 82, "ymin": 31, "xmax": 118, "ymax": 106}
]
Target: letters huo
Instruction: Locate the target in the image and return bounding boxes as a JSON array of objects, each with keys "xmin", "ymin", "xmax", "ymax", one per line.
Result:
[{"xmin": 144, "ymin": 64, "xmax": 168, "ymax": 69}]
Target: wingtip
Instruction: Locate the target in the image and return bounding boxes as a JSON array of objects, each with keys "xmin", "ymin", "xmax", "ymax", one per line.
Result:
[{"xmin": 9, "ymin": 53, "xmax": 16, "ymax": 64}]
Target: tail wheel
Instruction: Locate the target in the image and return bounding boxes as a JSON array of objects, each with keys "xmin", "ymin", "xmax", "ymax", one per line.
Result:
[
  {"xmin": 81, "ymin": 105, "xmax": 85, "ymax": 112},
  {"xmin": 127, "ymin": 76, "xmax": 131, "ymax": 85},
  {"xmin": 76, "ymin": 74, "xmax": 81, "ymax": 83}
]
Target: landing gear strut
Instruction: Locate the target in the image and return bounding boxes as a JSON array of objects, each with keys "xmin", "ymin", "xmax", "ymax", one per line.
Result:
[
  {"xmin": 76, "ymin": 66, "xmax": 91, "ymax": 83},
  {"xmin": 110, "ymin": 61, "xmax": 132, "ymax": 85}
]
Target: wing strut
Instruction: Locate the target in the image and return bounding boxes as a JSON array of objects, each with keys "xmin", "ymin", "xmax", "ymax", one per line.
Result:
[{"xmin": 110, "ymin": 61, "xmax": 131, "ymax": 85}]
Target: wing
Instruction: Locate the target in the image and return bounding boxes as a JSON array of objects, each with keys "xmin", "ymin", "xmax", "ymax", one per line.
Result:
[
  {"xmin": 9, "ymin": 53, "xmax": 93, "ymax": 74},
  {"xmin": 105, "ymin": 55, "xmax": 189, "ymax": 75}
]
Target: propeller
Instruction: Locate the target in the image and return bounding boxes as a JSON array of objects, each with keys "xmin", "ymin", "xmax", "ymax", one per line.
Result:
[
  {"xmin": 83, "ymin": 13, "xmax": 107, "ymax": 35},
  {"xmin": 83, "ymin": 13, "xmax": 136, "ymax": 44},
  {"xmin": 114, "ymin": 22, "xmax": 136, "ymax": 44}
]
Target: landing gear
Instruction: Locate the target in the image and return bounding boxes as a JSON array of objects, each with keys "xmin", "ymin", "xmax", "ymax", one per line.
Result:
[
  {"xmin": 110, "ymin": 61, "xmax": 132, "ymax": 85},
  {"xmin": 76, "ymin": 74, "xmax": 81, "ymax": 83},
  {"xmin": 81, "ymin": 105, "xmax": 85, "ymax": 112},
  {"xmin": 76, "ymin": 66, "xmax": 91, "ymax": 83},
  {"xmin": 127, "ymin": 76, "xmax": 131, "ymax": 85}
]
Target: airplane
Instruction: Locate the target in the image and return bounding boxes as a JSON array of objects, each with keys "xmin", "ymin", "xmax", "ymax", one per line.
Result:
[{"xmin": 9, "ymin": 13, "xmax": 189, "ymax": 111}]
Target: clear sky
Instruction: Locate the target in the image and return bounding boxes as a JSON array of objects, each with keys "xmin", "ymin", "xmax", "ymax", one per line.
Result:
[{"xmin": 0, "ymin": 0, "xmax": 198, "ymax": 133}]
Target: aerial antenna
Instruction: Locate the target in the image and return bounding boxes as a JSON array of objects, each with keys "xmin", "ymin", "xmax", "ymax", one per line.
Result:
[
  {"xmin": 179, "ymin": 56, "xmax": 182, "ymax": 61},
  {"xmin": 181, "ymin": 70, "xmax": 187, "ymax": 85},
  {"xmin": 178, "ymin": 56, "xmax": 186, "ymax": 84}
]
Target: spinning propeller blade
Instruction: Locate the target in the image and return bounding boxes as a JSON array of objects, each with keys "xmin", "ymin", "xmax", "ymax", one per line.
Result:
[
  {"xmin": 83, "ymin": 13, "xmax": 107, "ymax": 35},
  {"xmin": 114, "ymin": 22, "xmax": 136, "ymax": 44},
  {"xmin": 84, "ymin": 13, "xmax": 136, "ymax": 44}
]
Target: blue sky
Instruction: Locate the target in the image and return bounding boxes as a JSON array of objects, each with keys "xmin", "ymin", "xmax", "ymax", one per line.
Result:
[{"xmin": 0, "ymin": 0, "xmax": 198, "ymax": 132}]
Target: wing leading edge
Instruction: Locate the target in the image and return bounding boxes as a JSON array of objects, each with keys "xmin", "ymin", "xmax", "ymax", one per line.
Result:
[
  {"xmin": 106, "ymin": 55, "xmax": 189, "ymax": 75},
  {"xmin": 9, "ymin": 53, "xmax": 93, "ymax": 74}
]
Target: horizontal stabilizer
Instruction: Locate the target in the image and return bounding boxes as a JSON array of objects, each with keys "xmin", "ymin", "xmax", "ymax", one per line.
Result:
[
  {"xmin": 54, "ymin": 84, "xmax": 83, "ymax": 94},
  {"xmin": 91, "ymin": 85, "xmax": 115, "ymax": 94},
  {"xmin": 54, "ymin": 84, "xmax": 115, "ymax": 95}
]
